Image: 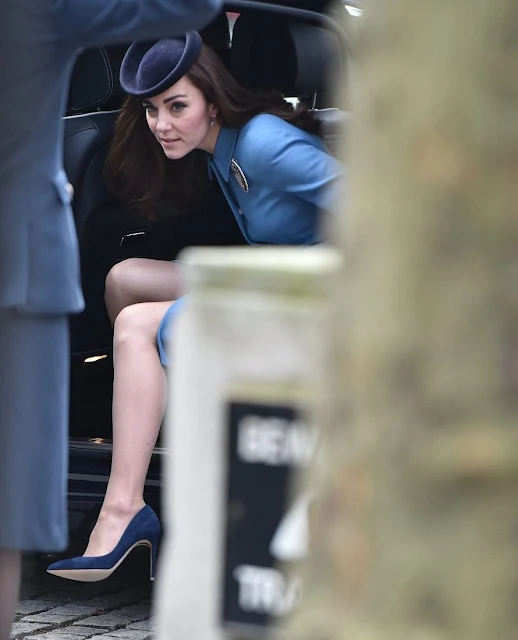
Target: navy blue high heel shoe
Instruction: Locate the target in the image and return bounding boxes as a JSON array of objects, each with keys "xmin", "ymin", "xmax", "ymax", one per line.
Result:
[{"xmin": 47, "ymin": 505, "xmax": 160, "ymax": 582}]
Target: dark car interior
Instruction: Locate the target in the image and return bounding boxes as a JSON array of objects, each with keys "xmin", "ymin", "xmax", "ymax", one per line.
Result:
[{"xmin": 65, "ymin": 1, "xmax": 348, "ymax": 486}]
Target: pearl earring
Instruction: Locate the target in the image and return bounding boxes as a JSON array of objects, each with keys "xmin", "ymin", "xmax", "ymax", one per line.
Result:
[{"xmin": 210, "ymin": 115, "xmax": 216, "ymax": 127}]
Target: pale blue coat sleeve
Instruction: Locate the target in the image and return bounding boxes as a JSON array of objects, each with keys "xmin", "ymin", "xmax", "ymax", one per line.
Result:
[
  {"xmin": 52, "ymin": 0, "xmax": 222, "ymax": 47},
  {"xmin": 241, "ymin": 114, "xmax": 345, "ymax": 212}
]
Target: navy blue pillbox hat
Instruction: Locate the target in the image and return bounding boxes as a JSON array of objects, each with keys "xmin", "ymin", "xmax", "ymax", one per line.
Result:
[{"xmin": 120, "ymin": 31, "xmax": 203, "ymax": 98}]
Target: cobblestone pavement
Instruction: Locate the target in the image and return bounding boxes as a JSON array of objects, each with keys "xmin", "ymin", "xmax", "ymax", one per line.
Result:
[{"xmin": 13, "ymin": 550, "xmax": 154, "ymax": 640}]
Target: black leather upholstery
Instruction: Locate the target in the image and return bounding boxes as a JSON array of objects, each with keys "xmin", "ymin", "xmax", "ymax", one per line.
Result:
[
  {"xmin": 67, "ymin": 46, "xmax": 128, "ymax": 115},
  {"xmin": 230, "ymin": 14, "xmax": 347, "ymax": 155},
  {"xmin": 230, "ymin": 13, "xmax": 342, "ymax": 96},
  {"xmin": 63, "ymin": 112, "xmax": 117, "ymax": 237}
]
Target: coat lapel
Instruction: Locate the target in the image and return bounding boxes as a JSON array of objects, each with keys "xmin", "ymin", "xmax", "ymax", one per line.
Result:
[{"xmin": 209, "ymin": 126, "xmax": 253, "ymax": 244}]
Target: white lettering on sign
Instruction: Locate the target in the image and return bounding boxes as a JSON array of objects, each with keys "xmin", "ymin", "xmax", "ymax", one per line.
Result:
[
  {"xmin": 270, "ymin": 493, "xmax": 310, "ymax": 562},
  {"xmin": 233, "ymin": 565, "xmax": 302, "ymax": 617},
  {"xmin": 237, "ymin": 416, "xmax": 318, "ymax": 466}
]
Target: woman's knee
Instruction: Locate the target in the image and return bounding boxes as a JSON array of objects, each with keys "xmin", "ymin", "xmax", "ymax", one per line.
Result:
[
  {"xmin": 113, "ymin": 303, "xmax": 155, "ymax": 346},
  {"xmin": 105, "ymin": 258, "xmax": 149, "ymax": 322},
  {"xmin": 113, "ymin": 302, "xmax": 169, "ymax": 349},
  {"xmin": 105, "ymin": 258, "xmax": 182, "ymax": 324},
  {"xmin": 105, "ymin": 259, "xmax": 143, "ymax": 302}
]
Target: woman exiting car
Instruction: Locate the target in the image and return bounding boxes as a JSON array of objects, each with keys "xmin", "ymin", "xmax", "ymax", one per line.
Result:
[{"xmin": 48, "ymin": 31, "xmax": 344, "ymax": 581}]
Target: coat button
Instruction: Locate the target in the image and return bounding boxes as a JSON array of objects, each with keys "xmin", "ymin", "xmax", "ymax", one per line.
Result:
[
  {"xmin": 66, "ymin": 182, "xmax": 75, "ymax": 199},
  {"xmin": 238, "ymin": 208, "xmax": 243, "ymax": 215}
]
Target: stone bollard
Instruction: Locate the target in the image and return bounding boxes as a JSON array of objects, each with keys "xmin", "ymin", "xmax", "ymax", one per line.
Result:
[{"xmin": 154, "ymin": 246, "xmax": 340, "ymax": 640}]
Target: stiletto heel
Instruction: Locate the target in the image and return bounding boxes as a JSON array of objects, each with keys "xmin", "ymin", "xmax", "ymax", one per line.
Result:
[
  {"xmin": 149, "ymin": 527, "xmax": 160, "ymax": 581},
  {"xmin": 47, "ymin": 505, "xmax": 161, "ymax": 582}
]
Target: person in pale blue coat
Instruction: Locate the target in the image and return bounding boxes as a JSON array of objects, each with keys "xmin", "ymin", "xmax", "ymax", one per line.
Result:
[
  {"xmin": 48, "ymin": 32, "xmax": 344, "ymax": 581},
  {"xmin": 0, "ymin": 0, "xmax": 221, "ymax": 636}
]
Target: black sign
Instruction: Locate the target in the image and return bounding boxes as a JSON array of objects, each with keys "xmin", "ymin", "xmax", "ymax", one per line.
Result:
[{"xmin": 221, "ymin": 401, "xmax": 316, "ymax": 636}]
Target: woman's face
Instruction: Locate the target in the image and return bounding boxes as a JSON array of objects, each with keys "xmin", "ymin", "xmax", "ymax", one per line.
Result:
[{"xmin": 143, "ymin": 76, "xmax": 218, "ymax": 159}]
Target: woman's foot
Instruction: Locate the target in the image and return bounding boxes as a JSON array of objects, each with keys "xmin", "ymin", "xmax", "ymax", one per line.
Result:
[
  {"xmin": 84, "ymin": 500, "xmax": 146, "ymax": 557},
  {"xmin": 47, "ymin": 504, "xmax": 161, "ymax": 582}
]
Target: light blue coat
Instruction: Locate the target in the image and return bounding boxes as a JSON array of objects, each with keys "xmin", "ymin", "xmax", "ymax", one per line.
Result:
[
  {"xmin": 0, "ymin": 0, "xmax": 222, "ymax": 314},
  {"xmin": 210, "ymin": 114, "xmax": 344, "ymax": 245}
]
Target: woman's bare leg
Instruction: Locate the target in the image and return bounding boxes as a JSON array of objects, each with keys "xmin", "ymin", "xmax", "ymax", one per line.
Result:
[
  {"xmin": 105, "ymin": 258, "xmax": 184, "ymax": 324},
  {"xmin": 0, "ymin": 549, "xmax": 21, "ymax": 640},
  {"xmin": 84, "ymin": 300, "xmax": 173, "ymax": 557}
]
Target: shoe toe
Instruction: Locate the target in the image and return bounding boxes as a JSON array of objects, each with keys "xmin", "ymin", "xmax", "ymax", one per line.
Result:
[{"xmin": 47, "ymin": 556, "xmax": 83, "ymax": 573}]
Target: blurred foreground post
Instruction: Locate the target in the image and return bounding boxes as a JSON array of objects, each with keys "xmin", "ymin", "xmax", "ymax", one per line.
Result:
[
  {"xmin": 155, "ymin": 247, "xmax": 339, "ymax": 639},
  {"xmin": 282, "ymin": 1, "xmax": 518, "ymax": 639}
]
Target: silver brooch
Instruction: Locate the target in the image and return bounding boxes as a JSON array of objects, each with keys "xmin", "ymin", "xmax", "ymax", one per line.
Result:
[{"xmin": 230, "ymin": 158, "xmax": 249, "ymax": 192}]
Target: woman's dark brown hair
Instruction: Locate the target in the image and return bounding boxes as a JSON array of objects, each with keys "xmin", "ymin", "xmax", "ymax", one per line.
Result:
[{"xmin": 105, "ymin": 45, "xmax": 323, "ymax": 217}]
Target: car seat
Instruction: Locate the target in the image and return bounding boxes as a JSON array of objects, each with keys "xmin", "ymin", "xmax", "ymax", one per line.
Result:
[{"xmin": 229, "ymin": 13, "xmax": 349, "ymax": 157}]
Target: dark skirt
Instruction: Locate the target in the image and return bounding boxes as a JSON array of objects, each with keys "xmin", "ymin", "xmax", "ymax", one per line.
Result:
[{"xmin": 0, "ymin": 309, "xmax": 69, "ymax": 551}]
